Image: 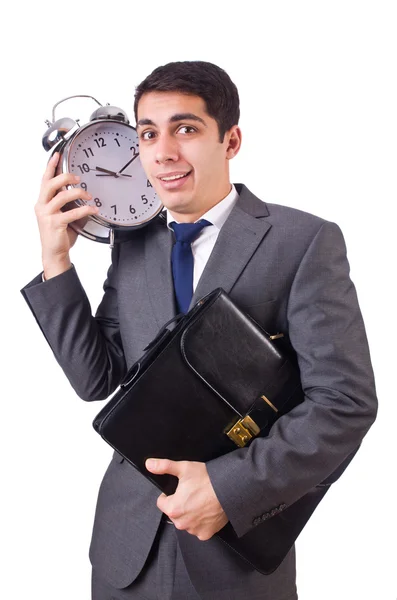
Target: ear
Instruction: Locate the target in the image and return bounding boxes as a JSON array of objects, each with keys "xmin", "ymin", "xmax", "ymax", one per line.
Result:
[{"xmin": 225, "ymin": 126, "xmax": 242, "ymax": 160}]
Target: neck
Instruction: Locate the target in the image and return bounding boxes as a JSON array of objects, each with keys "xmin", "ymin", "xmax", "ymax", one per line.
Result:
[{"xmin": 168, "ymin": 184, "xmax": 232, "ymax": 223}]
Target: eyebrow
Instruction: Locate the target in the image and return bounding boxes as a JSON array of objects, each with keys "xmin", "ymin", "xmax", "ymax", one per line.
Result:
[{"xmin": 136, "ymin": 113, "xmax": 207, "ymax": 128}]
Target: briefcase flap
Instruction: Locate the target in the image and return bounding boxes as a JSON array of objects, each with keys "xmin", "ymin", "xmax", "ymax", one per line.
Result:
[{"xmin": 180, "ymin": 290, "xmax": 302, "ymax": 419}]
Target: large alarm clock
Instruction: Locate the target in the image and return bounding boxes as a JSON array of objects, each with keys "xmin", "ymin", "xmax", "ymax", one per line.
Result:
[{"xmin": 42, "ymin": 95, "xmax": 163, "ymax": 246}]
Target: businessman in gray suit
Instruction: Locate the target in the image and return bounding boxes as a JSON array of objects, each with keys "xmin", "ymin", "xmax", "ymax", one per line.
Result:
[{"xmin": 22, "ymin": 61, "xmax": 377, "ymax": 599}]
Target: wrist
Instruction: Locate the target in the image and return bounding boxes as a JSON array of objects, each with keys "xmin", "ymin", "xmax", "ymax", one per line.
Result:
[{"xmin": 42, "ymin": 256, "xmax": 72, "ymax": 280}]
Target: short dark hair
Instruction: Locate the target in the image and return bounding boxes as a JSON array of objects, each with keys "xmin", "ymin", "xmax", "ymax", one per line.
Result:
[{"xmin": 134, "ymin": 61, "xmax": 240, "ymax": 142}]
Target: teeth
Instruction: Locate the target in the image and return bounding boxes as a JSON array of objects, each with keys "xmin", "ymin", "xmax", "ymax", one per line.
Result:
[{"xmin": 160, "ymin": 173, "xmax": 189, "ymax": 181}]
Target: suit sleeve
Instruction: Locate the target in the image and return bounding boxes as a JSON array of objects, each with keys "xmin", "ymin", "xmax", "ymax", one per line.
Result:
[
  {"xmin": 206, "ymin": 221, "xmax": 378, "ymax": 538},
  {"xmin": 20, "ymin": 245, "xmax": 126, "ymax": 401}
]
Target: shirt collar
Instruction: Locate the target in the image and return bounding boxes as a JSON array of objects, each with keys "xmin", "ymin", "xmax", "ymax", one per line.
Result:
[{"xmin": 166, "ymin": 184, "xmax": 239, "ymax": 231}]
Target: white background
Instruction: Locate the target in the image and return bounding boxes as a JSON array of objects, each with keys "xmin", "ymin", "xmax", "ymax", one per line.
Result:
[{"xmin": 2, "ymin": 1, "xmax": 396, "ymax": 598}]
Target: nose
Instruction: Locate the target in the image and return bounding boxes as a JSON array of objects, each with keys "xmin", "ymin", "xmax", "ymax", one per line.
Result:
[{"xmin": 155, "ymin": 133, "xmax": 179, "ymax": 164}]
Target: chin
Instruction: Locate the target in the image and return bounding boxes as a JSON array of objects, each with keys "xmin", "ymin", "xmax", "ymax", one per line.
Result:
[{"xmin": 158, "ymin": 192, "xmax": 195, "ymax": 214}]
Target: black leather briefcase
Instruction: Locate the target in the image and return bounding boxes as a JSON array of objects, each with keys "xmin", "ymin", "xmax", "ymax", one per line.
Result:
[{"xmin": 93, "ymin": 288, "xmax": 356, "ymax": 573}]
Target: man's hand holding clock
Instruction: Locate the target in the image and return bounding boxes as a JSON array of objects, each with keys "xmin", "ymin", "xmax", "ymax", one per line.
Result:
[{"xmin": 35, "ymin": 152, "xmax": 99, "ymax": 280}]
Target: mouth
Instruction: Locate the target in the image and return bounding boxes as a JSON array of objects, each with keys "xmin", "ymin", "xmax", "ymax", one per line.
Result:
[{"xmin": 157, "ymin": 170, "xmax": 192, "ymax": 189}]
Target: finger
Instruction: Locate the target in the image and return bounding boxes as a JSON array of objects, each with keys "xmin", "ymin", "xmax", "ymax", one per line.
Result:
[
  {"xmin": 39, "ymin": 173, "xmax": 82, "ymax": 205},
  {"xmin": 156, "ymin": 493, "xmax": 168, "ymax": 513},
  {"xmin": 35, "ymin": 188, "xmax": 93, "ymax": 218},
  {"xmin": 50, "ymin": 188, "xmax": 93, "ymax": 212},
  {"xmin": 196, "ymin": 531, "xmax": 212, "ymax": 542},
  {"xmin": 146, "ymin": 458, "xmax": 185, "ymax": 477},
  {"xmin": 156, "ymin": 495, "xmax": 184, "ymax": 522},
  {"xmin": 59, "ymin": 204, "xmax": 99, "ymax": 226},
  {"xmin": 42, "ymin": 152, "xmax": 60, "ymax": 183}
]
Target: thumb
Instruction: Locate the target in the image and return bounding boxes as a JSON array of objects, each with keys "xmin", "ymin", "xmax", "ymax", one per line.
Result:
[{"xmin": 145, "ymin": 458, "xmax": 184, "ymax": 477}]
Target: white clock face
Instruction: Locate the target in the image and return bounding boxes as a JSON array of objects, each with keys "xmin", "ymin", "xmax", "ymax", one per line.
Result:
[{"xmin": 66, "ymin": 120, "xmax": 162, "ymax": 227}]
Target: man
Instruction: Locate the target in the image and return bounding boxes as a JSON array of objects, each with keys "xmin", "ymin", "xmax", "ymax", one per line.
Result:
[{"xmin": 21, "ymin": 61, "xmax": 377, "ymax": 599}]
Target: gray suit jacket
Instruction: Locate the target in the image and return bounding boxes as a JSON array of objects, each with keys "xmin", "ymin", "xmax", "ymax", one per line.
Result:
[{"xmin": 21, "ymin": 184, "xmax": 377, "ymax": 596}]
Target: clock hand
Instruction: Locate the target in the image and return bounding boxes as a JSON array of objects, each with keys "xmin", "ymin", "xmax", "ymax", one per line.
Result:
[
  {"xmin": 95, "ymin": 166, "xmax": 132, "ymax": 178},
  {"xmin": 96, "ymin": 173, "xmax": 132, "ymax": 177},
  {"xmin": 95, "ymin": 166, "xmax": 118, "ymax": 176},
  {"xmin": 116, "ymin": 151, "xmax": 140, "ymax": 176}
]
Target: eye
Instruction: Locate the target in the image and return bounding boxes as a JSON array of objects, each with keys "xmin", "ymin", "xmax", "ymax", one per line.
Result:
[
  {"xmin": 140, "ymin": 130, "xmax": 156, "ymax": 141},
  {"xmin": 177, "ymin": 126, "xmax": 196, "ymax": 135}
]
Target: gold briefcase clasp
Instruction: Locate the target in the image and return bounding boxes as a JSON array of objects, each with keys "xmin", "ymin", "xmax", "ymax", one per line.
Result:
[{"xmin": 226, "ymin": 415, "xmax": 260, "ymax": 448}]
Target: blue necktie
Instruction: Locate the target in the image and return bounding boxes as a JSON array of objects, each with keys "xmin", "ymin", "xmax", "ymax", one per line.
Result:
[{"xmin": 170, "ymin": 219, "xmax": 211, "ymax": 313}]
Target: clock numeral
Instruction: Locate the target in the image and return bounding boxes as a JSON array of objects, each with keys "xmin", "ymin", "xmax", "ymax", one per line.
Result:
[
  {"xmin": 83, "ymin": 147, "xmax": 94, "ymax": 158},
  {"xmin": 110, "ymin": 204, "xmax": 117, "ymax": 215},
  {"xmin": 80, "ymin": 182, "xmax": 87, "ymax": 191},
  {"xmin": 130, "ymin": 145, "xmax": 139, "ymax": 157},
  {"xmin": 114, "ymin": 138, "xmax": 121, "ymax": 147},
  {"xmin": 94, "ymin": 137, "xmax": 106, "ymax": 148},
  {"xmin": 141, "ymin": 195, "xmax": 148, "ymax": 205},
  {"xmin": 147, "ymin": 180, "xmax": 152, "ymax": 188},
  {"xmin": 77, "ymin": 163, "xmax": 90, "ymax": 174},
  {"xmin": 94, "ymin": 198, "xmax": 102, "ymax": 207},
  {"xmin": 129, "ymin": 205, "xmax": 136, "ymax": 214}
]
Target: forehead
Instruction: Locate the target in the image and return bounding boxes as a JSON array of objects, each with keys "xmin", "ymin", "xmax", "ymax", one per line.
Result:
[{"xmin": 136, "ymin": 91, "xmax": 210, "ymax": 125}]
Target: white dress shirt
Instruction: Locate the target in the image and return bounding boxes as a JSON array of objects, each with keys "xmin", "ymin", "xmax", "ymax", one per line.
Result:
[{"xmin": 167, "ymin": 184, "xmax": 239, "ymax": 291}]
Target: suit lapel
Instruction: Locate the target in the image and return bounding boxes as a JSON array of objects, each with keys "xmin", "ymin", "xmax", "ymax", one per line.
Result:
[
  {"xmin": 145, "ymin": 185, "xmax": 272, "ymax": 323},
  {"xmin": 144, "ymin": 216, "xmax": 177, "ymax": 327},
  {"xmin": 190, "ymin": 185, "xmax": 272, "ymax": 307}
]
